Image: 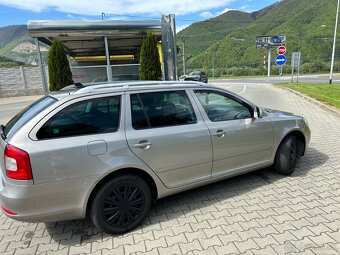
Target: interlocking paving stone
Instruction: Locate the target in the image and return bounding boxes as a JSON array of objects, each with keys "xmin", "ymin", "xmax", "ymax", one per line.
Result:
[{"xmin": 0, "ymin": 83, "xmax": 339, "ymax": 254}]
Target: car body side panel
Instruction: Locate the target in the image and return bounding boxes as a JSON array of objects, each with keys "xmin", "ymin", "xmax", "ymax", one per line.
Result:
[
  {"xmin": 202, "ymin": 117, "xmax": 273, "ymax": 177},
  {"xmin": 188, "ymin": 89, "xmax": 274, "ymax": 176}
]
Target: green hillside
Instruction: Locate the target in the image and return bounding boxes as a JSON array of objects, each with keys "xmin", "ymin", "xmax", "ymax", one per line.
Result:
[
  {"xmin": 180, "ymin": 0, "xmax": 340, "ymax": 76},
  {"xmin": 0, "ymin": 55, "xmax": 26, "ymax": 67},
  {"xmin": 0, "ymin": 25, "xmax": 27, "ymax": 48},
  {"xmin": 177, "ymin": 11, "xmax": 255, "ymax": 58}
]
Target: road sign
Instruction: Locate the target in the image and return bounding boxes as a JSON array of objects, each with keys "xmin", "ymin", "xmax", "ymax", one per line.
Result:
[
  {"xmin": 276, "ymin": 55, "xmax": 287, "ymax": 66},
  {"xmin": 277, "ymin": 46, "xmax": 286, "ymax": 55},
  {"xmin": 291, "ymin": 52, "xmax": 301, "ymax": 67},
  {"xmin": 256, "ymin": 35, "xmax": 286, "ymax": 48}
]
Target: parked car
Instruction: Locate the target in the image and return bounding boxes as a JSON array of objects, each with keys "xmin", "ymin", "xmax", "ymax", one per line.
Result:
[
  {"xmin": 0, "ymin": 81, "xmax": 310, "ymax": 234},
  {"xmin": 178, "ymin": 74, "xmax": 187, "ymax": 81},
  {"xmin": 184, "ymin": 71, "xmax": 208, "ymax": 83}
]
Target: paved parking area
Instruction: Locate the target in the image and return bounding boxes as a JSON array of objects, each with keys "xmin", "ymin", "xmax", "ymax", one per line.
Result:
[{"xmin": 0, "ymin": 82, "xmax": 339, "ymax": 255}]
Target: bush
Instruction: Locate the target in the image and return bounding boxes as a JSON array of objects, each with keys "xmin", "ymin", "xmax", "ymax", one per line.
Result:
[
  {"xmin": 140, "ymin": 32, "xmax": 162, "ymax": 80},
  {"xmin": 48, "ymin": 38, "xmax": 74, "ymax": 91},
  {"xmin": 300, "ymin": 61, "xmax": 329, "ymax": 74}
]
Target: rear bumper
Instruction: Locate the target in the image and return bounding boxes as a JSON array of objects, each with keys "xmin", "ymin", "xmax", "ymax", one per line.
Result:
[{"xmin": 0, "ymin": 175, "xmax": 99, "ymax": 222}]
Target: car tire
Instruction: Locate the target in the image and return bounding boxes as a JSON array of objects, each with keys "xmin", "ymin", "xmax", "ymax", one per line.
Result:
[
  {"xmin": 90, "ymin": 174, "xmax": 152, "ymax": 235},
  {"xmin": 274, "ymin": 135, "xmax": 298, "ymax": 175}
]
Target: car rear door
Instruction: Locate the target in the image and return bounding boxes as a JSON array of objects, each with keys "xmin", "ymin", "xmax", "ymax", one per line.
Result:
[
  {"xmin": 191, "ymin": 89, "xmax": 273, "ymax": 178},
  {"xmin": 125, "ymin": 89, "xmax": 213, "ymax": 189}
]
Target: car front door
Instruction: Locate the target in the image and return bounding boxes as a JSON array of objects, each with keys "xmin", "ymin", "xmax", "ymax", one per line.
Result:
[
  {"xmin": 125, "ymin": 89, "xmax": 213, "ymax": 189},
  {"xmin": 192, "ymin": 89, "xmax": 273, "ymax": 178}
]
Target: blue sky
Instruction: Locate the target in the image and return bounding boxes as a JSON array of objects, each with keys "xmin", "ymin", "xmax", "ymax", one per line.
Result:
[{"xmin": 0, "ymin": 0, "xmax": 278, "ymax": 31}]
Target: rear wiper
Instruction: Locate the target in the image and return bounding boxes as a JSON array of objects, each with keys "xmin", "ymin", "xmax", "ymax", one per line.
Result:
[{"xmin": 0, "ymin": 124, "xmax": 6, "ymax": 139}]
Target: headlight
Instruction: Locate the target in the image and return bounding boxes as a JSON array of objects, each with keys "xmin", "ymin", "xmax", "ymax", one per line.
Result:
[{"xmin": 302, "ymin": 117, "xmax": 310, "ymax": 128}]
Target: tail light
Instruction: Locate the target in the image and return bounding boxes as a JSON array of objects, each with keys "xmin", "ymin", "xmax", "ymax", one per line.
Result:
[
  {"xmin": 1, "ymin": 205, "xmax": 17, "ymax": 215},
  {"xmin": 4, "ymin": 144, "xmax": 32, "ymax": 180}
]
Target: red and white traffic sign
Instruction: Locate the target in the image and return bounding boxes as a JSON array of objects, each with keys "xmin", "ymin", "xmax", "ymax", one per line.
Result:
[{"xmin": 277, "ymin": 46, "xmax": 286, "ymax": 55}]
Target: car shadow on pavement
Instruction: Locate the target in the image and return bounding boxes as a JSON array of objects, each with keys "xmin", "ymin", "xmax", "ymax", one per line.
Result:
[{"xmin": 45, "ymin": 147, "xmax": 328, "ymax": 244}]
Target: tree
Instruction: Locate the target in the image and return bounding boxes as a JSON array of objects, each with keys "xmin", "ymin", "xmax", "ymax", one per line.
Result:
[
  {"xmin": 48, "ymin": 38, "xmax": 74, "ymax": 91},
  {"xmin": 140, "ymin": 32, "xmax": 162, "ymax": 80}
]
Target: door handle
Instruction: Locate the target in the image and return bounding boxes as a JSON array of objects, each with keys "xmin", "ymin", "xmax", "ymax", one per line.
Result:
[
  {"xmin": 212, "ymin": 129, "xmax": 225, "ymax": 138},
  {"xmin": 133, "ymin": 140, "xmax": 152, "ymax": 149}
]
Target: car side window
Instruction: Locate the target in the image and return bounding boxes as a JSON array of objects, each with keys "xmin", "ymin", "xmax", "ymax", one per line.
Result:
[
  {"xmin": 195, "ymin": 90, "xmax": 252, "ymax": 122},
  {"xmin": 37, "ymin": 96, "xmax": 120, "ymax": 139},
  {"xmin": 131, "ymin": 90, "xmax": 197, "ymax": 129}
]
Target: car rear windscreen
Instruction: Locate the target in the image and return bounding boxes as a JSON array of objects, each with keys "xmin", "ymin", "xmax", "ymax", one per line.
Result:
[{"xmin": 2, "ymin": 96, "xmax": 57, "ymax": 140}]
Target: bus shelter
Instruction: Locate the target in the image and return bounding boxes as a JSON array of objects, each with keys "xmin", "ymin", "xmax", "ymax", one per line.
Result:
[{"xmin": 28, "ymin": 15, "xmax": 177, "ymax": 93}]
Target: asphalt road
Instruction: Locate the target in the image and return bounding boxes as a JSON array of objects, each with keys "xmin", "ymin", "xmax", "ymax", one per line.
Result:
[{"xmin": 0, "ymin": 95, "xmax": 42, "ymax": 125}]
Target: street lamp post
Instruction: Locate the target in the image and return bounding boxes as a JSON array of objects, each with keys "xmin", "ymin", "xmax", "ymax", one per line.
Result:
[{"xmin": 330, "ymin": 0, "xmax": 340, "ymax": 84}]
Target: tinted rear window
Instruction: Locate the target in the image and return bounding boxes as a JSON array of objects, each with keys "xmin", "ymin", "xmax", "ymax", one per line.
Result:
[
  {"xmin": 3, "ymin": 96, "xmax": 57, "ymax": 139},
  {"xmin": 37, "ymin": 96, "xmax": 120, "ymax": 139}
]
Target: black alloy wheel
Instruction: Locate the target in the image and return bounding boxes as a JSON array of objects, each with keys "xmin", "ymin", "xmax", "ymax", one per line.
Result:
[
  {"xmin": 102, "ymin": 184, "xmax": 145, "ymax": 227},
  {"xmin": 90, "ymin": 174, "xmax": 152, "ymax": 234}
]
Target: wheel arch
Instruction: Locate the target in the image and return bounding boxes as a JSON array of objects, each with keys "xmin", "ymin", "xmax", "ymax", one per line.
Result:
[
  {"xmin": 278, "ymin": 129, "xmax": 306, "ymax": 158},
  {"xmin": 85, "ymin": 168, "xmax": 158, "ymax": 217}
]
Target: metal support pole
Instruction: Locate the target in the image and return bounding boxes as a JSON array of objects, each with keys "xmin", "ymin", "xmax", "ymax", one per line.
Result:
[
  {"xmin": 297, "ymin": 53, "xmax": 301, "ymax": 83},
  {"xmin": 291, "ymin": 60, "xmax": 294, "ymax": 83},
  {"xmin": 104, "ymin": 36, "xmax": 113, "ymax": 82},
  {"xmin": 181, "ymin": 38, "xmax": 186, "ymax": 75},
  {"xmin": 34, "ymin": 38, "xmax": 48, "ymax": 94},
  {"xmin": 330, "ymin": 0, "xmax": 340, "ymax": 84},
  {"xmin": 267, "ymin": 48, "xmax": 271, "ymax": 78},
  {"xmin": 161, "ymin": 14, "xmax": 177, "ymax": 81}
]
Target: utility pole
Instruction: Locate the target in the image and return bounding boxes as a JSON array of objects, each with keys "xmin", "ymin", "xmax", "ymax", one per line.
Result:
[{"xmin": 330, "ymin": 0, "xmax": 340, "ymax": 84}]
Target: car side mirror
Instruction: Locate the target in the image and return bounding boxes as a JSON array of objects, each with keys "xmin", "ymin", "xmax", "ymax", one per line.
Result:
[{"xmin": 253, "ymin": 106, "xmax": 263, "ymax": 119}]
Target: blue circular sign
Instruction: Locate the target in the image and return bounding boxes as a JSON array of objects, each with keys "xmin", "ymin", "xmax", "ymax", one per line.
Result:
[{"xmin": 275, "ymin": 55, "xmax": 287, "ymax": 66}]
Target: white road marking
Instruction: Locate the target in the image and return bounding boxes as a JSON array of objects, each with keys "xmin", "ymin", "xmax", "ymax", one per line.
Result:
[{"xmin": 237, "ymin": 85, "xmax": 247, "ymax": 95}]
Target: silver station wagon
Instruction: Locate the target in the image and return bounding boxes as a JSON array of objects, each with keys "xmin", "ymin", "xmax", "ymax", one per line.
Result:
[{"xmin": 0, "ymin": 81, "xmax": 311, "ymax": 234}]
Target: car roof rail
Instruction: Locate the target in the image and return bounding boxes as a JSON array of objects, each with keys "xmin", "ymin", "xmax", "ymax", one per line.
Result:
[{"xmin": 73, "ymin": 81, "xmax": 206, "ymax": 94}]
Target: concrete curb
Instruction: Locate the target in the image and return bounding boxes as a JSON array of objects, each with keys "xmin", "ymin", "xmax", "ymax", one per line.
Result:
[{"xmin": 275, "ymin": 85, "xmax": 340, "ymax": 118}]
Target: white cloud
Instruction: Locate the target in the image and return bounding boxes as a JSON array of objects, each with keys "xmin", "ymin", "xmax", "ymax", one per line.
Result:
[
  {"xmin": 216, "ymin": 7, "xmax": 233, "ymax": 16},
  {"xmin": 199, "ymin": 11, "xmax": 214, "ymax": 19},
  {"xmin": 240, "ymin": 4, "xmax": 250, "ymax": 10},
  {"xmin": 0, "ymin": 0, "xmax": 234, "ymax": 16},
  {"xmin": 176, "ymin": 24, "xmax": 190, "ymax": 32}
]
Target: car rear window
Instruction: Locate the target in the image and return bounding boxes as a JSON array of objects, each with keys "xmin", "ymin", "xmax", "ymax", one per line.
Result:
[
  {"xmin": 3, "ymin": 96, "xmax": 57, "ymax": 140},
  {"xmin": 36, "ymin": 96, "xmax": 120, "ymax": 139}
]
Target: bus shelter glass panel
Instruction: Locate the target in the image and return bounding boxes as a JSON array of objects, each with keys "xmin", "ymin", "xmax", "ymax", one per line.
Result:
[
  {"xmin": 111, "ymin": 64, "xmax": 140, "ymax": 81},
  {"xmin": 71, "ymin": 66, "xmax": 108, "ymax": 84}
]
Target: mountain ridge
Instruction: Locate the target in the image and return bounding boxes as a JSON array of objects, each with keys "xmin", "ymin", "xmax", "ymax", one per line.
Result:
[{"xmin": 178, "ymin": 0, "xmax": 339, "ymax": 75}]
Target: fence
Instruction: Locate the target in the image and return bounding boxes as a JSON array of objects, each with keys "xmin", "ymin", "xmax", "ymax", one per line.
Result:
[{"xmin": 0, "ymin": 66, "xmax": 45, "ymax": 97}]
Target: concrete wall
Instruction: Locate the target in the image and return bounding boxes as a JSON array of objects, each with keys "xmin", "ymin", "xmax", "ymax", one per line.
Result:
[{"xmin": 0, "ymin": 66, "xmax": 46, "ymax": 97}]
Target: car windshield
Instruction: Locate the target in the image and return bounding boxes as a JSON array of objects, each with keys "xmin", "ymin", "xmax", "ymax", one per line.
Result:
[
  {"xmin": 3, "ymin": 96, "xmax": 57, "ymax": 140},
  {"xmin": 189, "ymin": 72, "xmax": 200, "ymax": 75}
]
